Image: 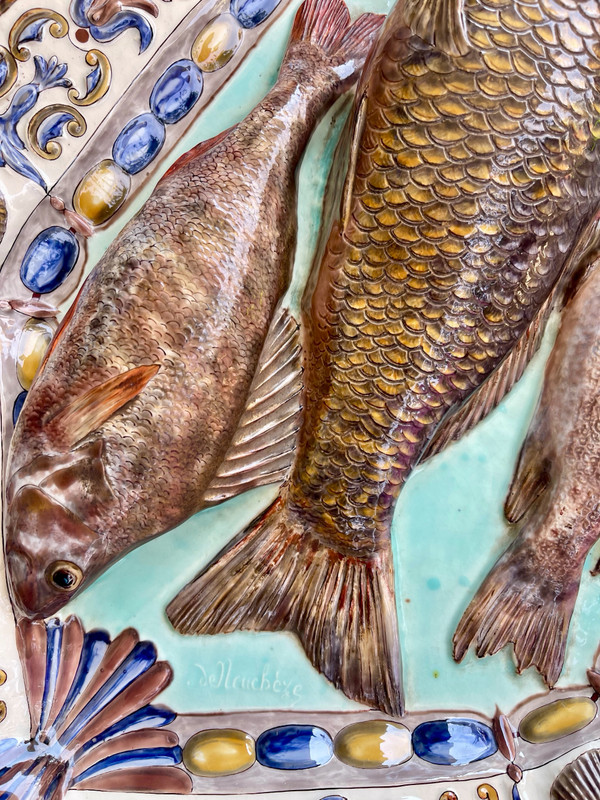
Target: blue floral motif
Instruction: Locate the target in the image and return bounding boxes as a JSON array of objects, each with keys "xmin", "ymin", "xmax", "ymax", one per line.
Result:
[
  {"xmin": 0, "ymin": 58, "xmax": 8, "ymax": 89},
  {"xmin": 15, "ymin": 18, "xmax": 51, "ymax": 46},
  {"xmin": 0, "ymin": 56, "xmax": 70, "ymax": 189},
  {"xmin": 70, "ymin": 0, "xmax": 153, "ymax": 53},
  {"xmin": 0, "ymin": 617, "xmax": 191, "ymax": 800}
]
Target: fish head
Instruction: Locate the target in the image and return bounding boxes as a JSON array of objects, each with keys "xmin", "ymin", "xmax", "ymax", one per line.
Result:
[
  {"xmin": 5, "ymin": 484, "xmax": 105, "ymax": 618},
  {"xmin": 5, "ymin": 440, "xmax": 114, "ymax": 619}
]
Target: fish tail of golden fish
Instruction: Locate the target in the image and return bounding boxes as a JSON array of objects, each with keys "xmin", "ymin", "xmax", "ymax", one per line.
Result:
[
  {"xmin": 167, "ymin": 494, "xmax": 404, "ymax": 717},
  {"xmin": 283, "ymin": 0, "xmax": 385, "ymax": 89}
]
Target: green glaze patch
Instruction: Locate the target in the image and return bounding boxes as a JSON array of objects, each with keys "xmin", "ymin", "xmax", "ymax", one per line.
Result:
[
  {"xmin": 61, "ymin": 0, "xmax": 600, "ymax": 717},
  {"xmin": 392, "ymin": 311, "xmax": 600, "ymax": 716}
]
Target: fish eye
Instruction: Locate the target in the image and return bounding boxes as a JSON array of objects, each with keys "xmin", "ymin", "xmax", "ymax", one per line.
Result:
[{"xmin": 46, "ymin": 561, "xmax": 83, "ymax": 592}]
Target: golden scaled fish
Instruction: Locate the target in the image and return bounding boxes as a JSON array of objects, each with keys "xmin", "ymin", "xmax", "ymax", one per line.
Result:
[
  {"xmin": 167, "ymin": 0, "xmax": 600, "ymax": 716},
  {"xmin": 454, "ymin": 255, "xmax": 600, "ymax": 688},
  {"xmin": 5, "ymin": 0, "xmax": 383, "ymax": 619}
]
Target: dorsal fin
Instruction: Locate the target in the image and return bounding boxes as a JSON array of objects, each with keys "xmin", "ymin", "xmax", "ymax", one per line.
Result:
[
  {"xmin": 403, "ymin": 0, "xmax": 470, "ymax": 57},
  {"xmin": 342, "ymin": 92, "xmax": 367, "ymax": 232},
  {"xmin": 423, "ymin": 292, "xmax": 554, "ymax": 461},
  {"xmin": 161, "ymin": 126, "xmax": 235, "ymax": 181},
  {"xmin": 35, "ymin": 283, "xmax": 85, "ymax": 382},
  {"xmin": 49, "ymin": 364, "xmax": 160, "ymax": 447},
  {"xmin": 203, "ymin": 305, "xmax": 303, "ymax": 505}
]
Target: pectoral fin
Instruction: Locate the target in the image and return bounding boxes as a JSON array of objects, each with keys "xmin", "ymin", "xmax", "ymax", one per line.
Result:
[
  {"xmin": 202, "ymin": 305, "xmax": 303, "ymax": 504},
  {"xmin": 403, "ymin": 0, "xmax": 470, "ymax": 57},
  {"xmin": 342, "ymin": 92, "xmax": 367, "ymax": 233},
  {"xmin": 50, "ymin": 364, "xmax": 160, "ymax": 447}
]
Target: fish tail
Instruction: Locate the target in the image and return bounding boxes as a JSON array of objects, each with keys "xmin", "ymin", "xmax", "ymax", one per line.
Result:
[
  {"xmin": 284, "ymin": 0, "xmax": 385, "ymax": 88},
  {"xmin": 453, "ymin": 537, "xmax": 580, "ymax": 687},
  {"xmin": 167, "ymin": 495, "xmax": 404, "ymax": 717}
]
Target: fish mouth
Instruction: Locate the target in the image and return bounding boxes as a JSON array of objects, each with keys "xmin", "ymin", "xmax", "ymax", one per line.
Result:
[
  {"xmin": 5, "ymin": 548, "xmax": 54, "ymax": 619},
  {"xmin": 6, "ymin": 546, "xmax": 81, "ymax": 619}
]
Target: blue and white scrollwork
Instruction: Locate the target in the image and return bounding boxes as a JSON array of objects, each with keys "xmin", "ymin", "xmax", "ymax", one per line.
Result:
[
  {"xmin": 0, "ymin": 56, "xmax": 71, "ymax": 188},
  {"xmin": 70, "ymin": 0, "xmax": 154, "ymax": 53},
  {"xmin": 28, "ymin": 104, "xmax": 87, "ymax": 160}
]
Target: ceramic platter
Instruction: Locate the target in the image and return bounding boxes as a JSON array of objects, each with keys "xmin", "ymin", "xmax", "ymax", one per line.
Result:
[{"xmin": 1, "ymin": 0, "xmax": 600, "ymax": 797}]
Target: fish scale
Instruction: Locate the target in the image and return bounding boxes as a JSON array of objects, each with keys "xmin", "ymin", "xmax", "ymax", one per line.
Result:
[
  {"xmin": 5, "ymin": 0, "xmax": 385, "ymax": 619},
  {"xmin": 455, "ymin": 254, "xmax": 600, "ymax": 688},
  {"xmin": 290, "ymin": 0, "xmax": 600, "ymax": 540},
  {"xmin": 168, "ymin": 0, "xmax": 600, "ymax": 717}
]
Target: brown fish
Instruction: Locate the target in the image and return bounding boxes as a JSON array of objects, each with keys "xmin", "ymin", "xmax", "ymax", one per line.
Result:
[
  {"xmin": 167, "ymin": 0, "xmax": 600, "ymax": 716},
  {"xmin": 454, "ymin": 254, "xmax": 600, "ymax": 687},
  {"xmin": 5, "ymin": 0, "xmax": 383, "ymax": 619}
]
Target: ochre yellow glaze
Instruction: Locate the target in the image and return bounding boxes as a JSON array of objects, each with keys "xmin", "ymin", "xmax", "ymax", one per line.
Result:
[
  {"xmin": 519, "ymin": 697, "xmax": 597, "ymax": 743},
  {"xmin": 73, "ymin": 159, "xmax": 130, "ymax": 225},
  {"xmin": 17, "ymin": 318, "xmax": 56, "ymax": 390},
  {"xmin": 68, "ymin": 49, "xmax": 111, "ymax": 106},
  {"xmin": 0, "ymin": 701, "xmax": 6, "ymax": 723},
  {"xmin": 0, "ymin": 670, "xmax": 6, "ymax": 686},
  {"xmin": 9, "ymin": 9, "xmax": 68, "ymax": 61},
  {"xmin": 334, "ymin": 720, "xmax": 412, "ymax": 768},
  {"xmin": 28, "ymin": 104, "xmax": 86, "ymax": 159},
  {"xmin": 192, "ymin": 15, "xmax": 242, "ymax": 72},
  {"xmin": 183, "ymin": 728, "xmax": 255, "ymax": 776}
]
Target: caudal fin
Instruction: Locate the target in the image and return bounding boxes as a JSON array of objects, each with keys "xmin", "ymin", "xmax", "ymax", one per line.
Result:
[
  {"xmin": 167, "ymin": 496, "xmax": 403, "ymax": 717},
  {"xmin": 453, "ymin": 538, "xmax": 580, "ymax": 687},
  {"xmin": 284, "ymin": 0, "xmax": 385, "ymax": 88}
]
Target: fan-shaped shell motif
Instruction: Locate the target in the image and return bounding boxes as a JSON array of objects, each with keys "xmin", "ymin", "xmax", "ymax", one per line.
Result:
[
  {"xmin": 0, "ymin": 616, "xmax": 192, "ymax": 798},
  {"xmin": 551, "ymin": 748, "xmax": 600, "ymax": 800}
]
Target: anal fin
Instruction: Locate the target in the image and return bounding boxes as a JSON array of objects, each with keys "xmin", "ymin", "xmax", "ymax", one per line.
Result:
[
  {"xmin": 202, "ymin": 305, "xmax": 303, "ymax": 505},
  {"xmin": 423, "ymin": 292, "xmax": 555, "ymax": 461},
  {"xmin": 423, "ymin": 214, "xmax": 600, "ymax": 461},
  {"xmin": 504, "ymin": 443, "xmax": 551, "ymax": 524}
]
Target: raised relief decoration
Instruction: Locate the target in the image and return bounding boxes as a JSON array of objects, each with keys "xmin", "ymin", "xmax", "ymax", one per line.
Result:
[{"xmin": 2, "ymin": 0, "xmax": 600, "ymax": 796}]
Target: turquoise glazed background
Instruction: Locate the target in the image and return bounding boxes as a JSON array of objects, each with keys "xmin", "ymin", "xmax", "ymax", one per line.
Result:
[{"xmin": 62, "ymin": 0, "xmax": 600, "ymax": 716}]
